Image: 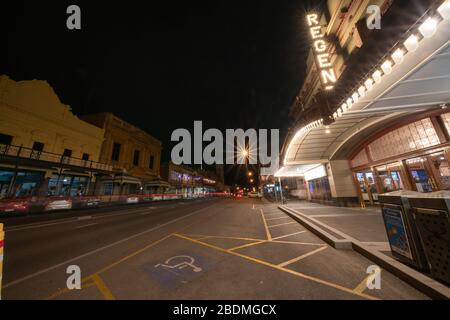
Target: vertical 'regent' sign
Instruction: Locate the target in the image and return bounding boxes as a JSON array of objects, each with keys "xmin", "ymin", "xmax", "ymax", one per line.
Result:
[{"xmin": 307, "ymin": 13, "xmax": 337, "ymax": 91}]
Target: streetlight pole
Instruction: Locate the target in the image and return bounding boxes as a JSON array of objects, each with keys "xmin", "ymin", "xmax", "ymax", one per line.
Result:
[{"xmin": 278, "ymin": 177, "xmax": 284, "ymax": 204}]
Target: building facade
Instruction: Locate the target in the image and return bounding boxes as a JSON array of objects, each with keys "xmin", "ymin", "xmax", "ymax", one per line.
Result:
[
  {"xmin": 278, "ymin": 0, "xmax": 450, "ymax": 206},
  {"xmin": 0, "ymin": 75, "xmax": 112, "ymax": 198},
  {"xmin": 80, "ymin": 113, "xmax": 162, "ymax": 195},
  {"xmin": 161, "ymin": 162, "xmax": 224, "ymax": 198}
]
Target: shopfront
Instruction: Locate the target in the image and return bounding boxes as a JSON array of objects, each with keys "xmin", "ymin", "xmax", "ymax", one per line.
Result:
[
  {"xmin": 0, "ymin": 169, "xmax": 45, "ymax": 198},
  {"xmin": 351, "ymin": 113, "xmax": 450, "ymax": 205},
  {"xmin": 308, "ymin": 176, "xmax": 332, "ymax": 201},
  {"xmin": 47, "ymin": 173, "xmax": 91, "ymax": 196}
]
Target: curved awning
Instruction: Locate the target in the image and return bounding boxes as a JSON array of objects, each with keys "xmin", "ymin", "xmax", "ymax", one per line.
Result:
[{"xmin": 282, "ymin": 18, "xmax": 450, "ymax": 171}]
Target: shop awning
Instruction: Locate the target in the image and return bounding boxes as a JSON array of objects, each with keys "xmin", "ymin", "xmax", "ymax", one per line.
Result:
[
  {"xmin": 274, "ymin": 164, "xmax": 324, "ymax": 178},
  {"xmin": 284, "ymin": 16, "xmax": 450, "ymax": 166}
]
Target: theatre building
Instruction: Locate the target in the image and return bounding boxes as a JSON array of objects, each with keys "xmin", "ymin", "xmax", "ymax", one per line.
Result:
[{"xmin": 277, "ymin": 0, "xmax": 450, "ymax": 206}]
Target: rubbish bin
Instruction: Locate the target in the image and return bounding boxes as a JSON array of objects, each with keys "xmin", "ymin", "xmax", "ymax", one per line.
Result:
[
  {"xmin": 378, "ymin": 191, "xmax": 429, "ymax": 270},
  {"xmin": 407, "ymin": 191, "xmax": 450, "ymax": 284}
]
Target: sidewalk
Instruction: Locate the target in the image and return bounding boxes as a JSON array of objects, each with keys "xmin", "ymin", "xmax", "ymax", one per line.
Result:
[
  {"xmin": 284, "ymin": 201, "xmax": 390, "ymax": 253},
  {"xmin": 278, "ymin": 199, "xmax": 450, "ymax": 299}
]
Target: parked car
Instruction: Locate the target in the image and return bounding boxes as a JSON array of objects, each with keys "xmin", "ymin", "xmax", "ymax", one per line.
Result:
[
  {"xmin": 72, "ymin": 196, "xmax": 101, "ymax": 209},
  {"xmin": 0, "ymin": 198, "xmax": 30, "ymax": 214},
  {"xmin": 125, "ymin": 196, "xmax": 140, "ymax": 204},
  {"xmin": 44, "ymin": 197, "xmax": 73, "ymax": 211},
  {"xmin": 248, "ymin": 191, "xmax": 262, "ymax": 198}
]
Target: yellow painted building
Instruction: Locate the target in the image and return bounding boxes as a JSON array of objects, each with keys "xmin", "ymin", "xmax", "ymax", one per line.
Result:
[{"xmin": 0, "ymin": 75, "xmax": 111, "ymax": 198}]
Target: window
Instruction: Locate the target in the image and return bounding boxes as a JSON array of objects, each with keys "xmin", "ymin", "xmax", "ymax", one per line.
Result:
[
  {"xmin": 82, "ymin": 153, "xmax": 90, "ymax": 161},
  {"xmin": 0, "ymin": 133, "xmax": 13, "ymax": 145},
  {"xmin": 368, "ymin": 118, "xmax": 440, "ymax": 162},
  {"xmin": 133, "ymin": 150, "xmax": 140, "ymax": 166},
  {"xmin": 112, "ymin": 142, "xmax": 121, "ymax": 161},
  {"xmin": 149, "ymin": 155, "xmax": 155, "ymax": 170},
  {"xmin": 32, "ymin": 141, "xmax": 44, "ymax": 151},
  {"xmin": 31, "ymin": 141, "xmax": 44, "ymax": 160},
  {"xmin": 63, "ymin": 149, "xmax": 72, "ymax": 157}
]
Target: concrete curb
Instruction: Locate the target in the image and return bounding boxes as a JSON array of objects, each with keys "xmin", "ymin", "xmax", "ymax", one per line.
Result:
[
  {"xmin": 278, "ymin": 205, "xmax": 450, "ymax": 300},
  {"xmin": 278, "ymin": 206, "xmax": 352, "ymax": 250}
]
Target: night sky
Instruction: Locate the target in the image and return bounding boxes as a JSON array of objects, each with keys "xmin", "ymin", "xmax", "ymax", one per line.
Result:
[{"xmin": 1, "ymin": 0, "xmax": 325, "ymax": 186}]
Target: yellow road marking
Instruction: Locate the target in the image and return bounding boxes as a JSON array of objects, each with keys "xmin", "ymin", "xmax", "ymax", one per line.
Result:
[
  {"xmin": 263, "ymin": 213, "xmax": 286, "ymax": 218},
  {"xmin": 228, "ymin": 241, "xmax": 266, "ymax": 251},
  {"xmin": 272, "ymin": 240, "xmax": 325, "ymax": 246},
  {"xmin": 46, "ymin": 278, "xmax": 96, "ymax": 300},
  {"xmin": 95, "ymin": 233, "xmax": 174, "ymax": 275},
  {"xmin": 272, "ymin": 231, "xmax": 306, "ymax": 240},
  {"xmin": 265, "ymin": 216, "xmax": 293, "ymax": 222},
  {"xmin": 277, "ymin": 246, "xmax": 328, "ymax": 268},
  {"xmin": 196, "ymin": 236, "xmax": 213, "ymax": 241},
  {"xmin": 268, "ymin": 222, "xmax": 297, "ymax": 228},
  {"xmin": 92, "ymin": 273, "xmax": 115, "ymax": 300},
  {"xmin": 174, "ymin": 234, "xmax": 378, "ymax": 300},
  {"xmin": 354, "ymin": 269, "xmax": 382, "ymax": 294},
  {"xmin": 260, "ymin": 209, "xmax": 272, "ymax": 241},
  {"xmin": 182, "ymin": 234, "xmax": 265, "ymax": 242}
]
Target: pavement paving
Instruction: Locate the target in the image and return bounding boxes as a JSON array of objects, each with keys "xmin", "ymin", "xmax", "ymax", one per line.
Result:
[
  {"xmin": 284, "ymin": 201, "xmax": 390, "ymax": 250},
  {"xmin": 0, "ymin": 198, "xmax": 428, "ymax": 299}
]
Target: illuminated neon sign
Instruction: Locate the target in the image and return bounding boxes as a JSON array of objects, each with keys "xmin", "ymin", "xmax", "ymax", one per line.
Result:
[{"xmin": 307, "ymin": 13, "xmax": 337, "ymax": 90}]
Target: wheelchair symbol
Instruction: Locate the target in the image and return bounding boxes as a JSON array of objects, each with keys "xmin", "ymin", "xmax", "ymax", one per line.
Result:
[{"xmin": 155, "ymin": 255, "xmax": 202, "ymax": 273}]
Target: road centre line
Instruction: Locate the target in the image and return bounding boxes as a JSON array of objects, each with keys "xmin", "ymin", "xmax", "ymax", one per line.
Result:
[
  {"xmin": 4, "ymin": 204, "xmax": 216, "ymax": 289},
  {"xmin": 77, "ymin": 216, "xmax": 92, "ymax": 221},
  {"xmin": 277, "ymin": 246, "xmax": 328, "ymax": 268},
  {"xmin": 5, "ymin": 207, "xmax": 155, "ymax": 232},
  {"xmin": 174, "ymin": 234, "xmax": 378, "ymax": 300},
  {"xmin": 74, "ymin": 223, "xmax": 98, "ymax": 230},
  {"xmin": 5, "ymin": 201, "xmax": 204, "ymax": 232}
]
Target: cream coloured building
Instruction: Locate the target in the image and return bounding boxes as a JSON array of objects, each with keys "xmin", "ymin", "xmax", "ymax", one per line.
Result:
[{"xmin": 0, "ymin": 75, "xmax": 112, "ymax": 198}]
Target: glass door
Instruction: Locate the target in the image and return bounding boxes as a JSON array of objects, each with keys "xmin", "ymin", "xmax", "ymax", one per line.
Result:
[{"xmin": 406, "ymin": 157, "xmax": 435, "ymax": 193}]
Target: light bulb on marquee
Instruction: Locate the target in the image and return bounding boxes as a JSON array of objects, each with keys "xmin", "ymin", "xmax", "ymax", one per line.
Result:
[
  {"xmin": 373, "ymin": 70, "xmax": 382, "ymax": 83},
  {"xmin": 438, "ymin": 0, "xmax": 450, "ymax": 19},
  {"xmin": 365, "ymin": 78, "xmax": 374, "ymax": 91},
  {"xmin": 404, "ymin": 35, "xmax": 419, "ymax": 52},
  {"xmin": 392, "ymin": 48, "xmax": 405, "ymax": 64}
]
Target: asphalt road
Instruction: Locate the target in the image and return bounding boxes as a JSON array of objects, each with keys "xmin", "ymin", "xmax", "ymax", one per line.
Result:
[{"xmin": 0, "ymin": 198, "xmax": 428, "ymax": 300}]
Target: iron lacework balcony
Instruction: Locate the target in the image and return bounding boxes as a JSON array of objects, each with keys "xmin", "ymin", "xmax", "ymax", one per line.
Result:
[{"xmin": 0, "ymin": 143, "xmax": 113, "ymax": 173}]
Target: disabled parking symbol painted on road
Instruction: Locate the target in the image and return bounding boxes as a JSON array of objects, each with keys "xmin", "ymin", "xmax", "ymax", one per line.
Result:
[
  {"xmin": 142, "ymin": 252, "xmax": 211, "ymax": 289},
  {"xmin": 155, "ymin": 255, "xmax": 203, "ymax": 273}
]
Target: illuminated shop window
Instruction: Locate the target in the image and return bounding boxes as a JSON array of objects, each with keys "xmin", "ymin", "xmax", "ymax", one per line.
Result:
[
  {"xmin": 440, "ymin": 113, "xmax": 450, "ymax": 135},
  {"xmin": 369, "ymin": 118, "xmax": 439, "ymax": 162}
]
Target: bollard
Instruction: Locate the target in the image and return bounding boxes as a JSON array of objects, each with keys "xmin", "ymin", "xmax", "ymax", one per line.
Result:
[{"xmin": 0, "ymin": 223, "xmax": 3, "ymax": 299}]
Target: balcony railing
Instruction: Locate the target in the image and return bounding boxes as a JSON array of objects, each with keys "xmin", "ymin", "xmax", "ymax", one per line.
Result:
[{"xmin": 0, "ymin": 143, "xmax": 112, "ymax": 171}]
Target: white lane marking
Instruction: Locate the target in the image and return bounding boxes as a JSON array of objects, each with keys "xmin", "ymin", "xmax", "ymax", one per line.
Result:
[
  {"xmin": 3, "ymin": 204, "xmax": 215, "ymax": 289},
  {"xmin": 271, "ymin": 231, "xmax": 307, "ymax": 240},
  {"xmin": 5, "ymin": 206, "xmax": 166, "ymax": 232},
  {"xmin": 74, "ymin": 223, "xmax": 98, "ymax": 229},
  {"xmin": 77, "ymin": 216, "xmax": 92, "ymax": 221}
]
